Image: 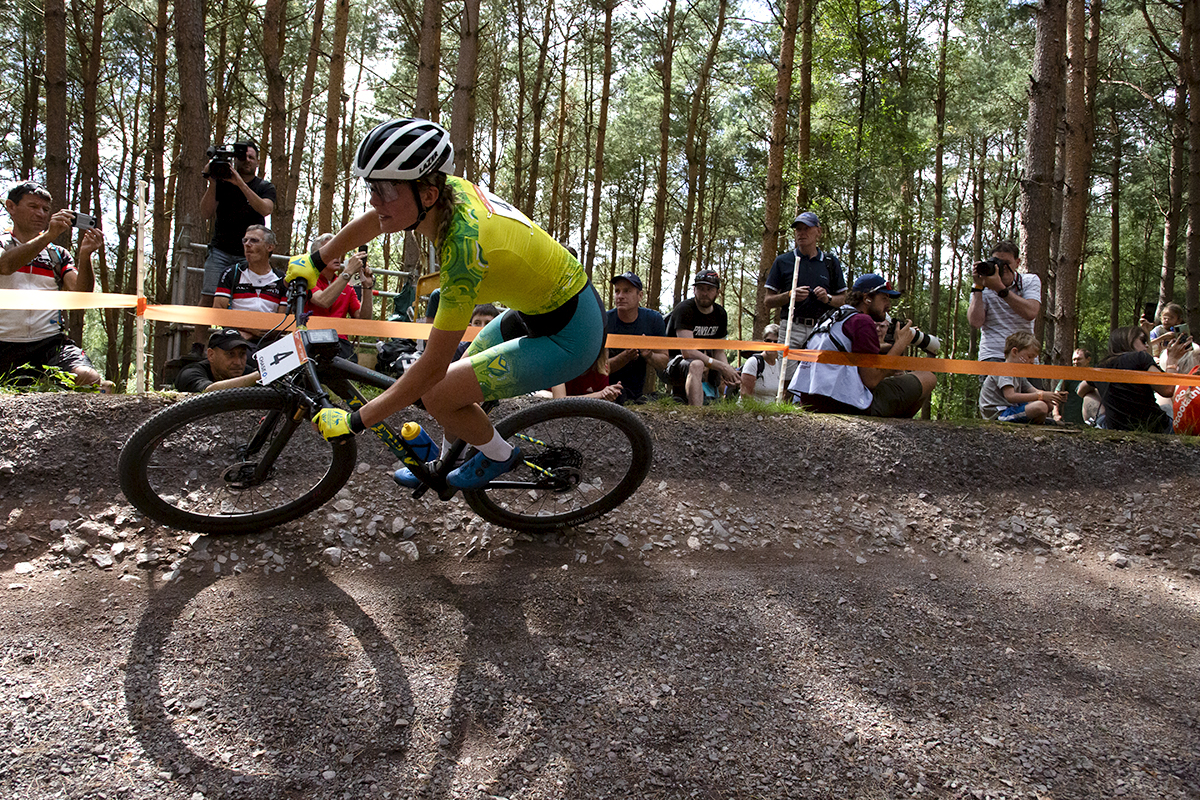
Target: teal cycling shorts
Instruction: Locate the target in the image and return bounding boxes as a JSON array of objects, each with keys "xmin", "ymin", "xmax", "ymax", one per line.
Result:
[{"xmin": 462, "ymin": 285, "xmax": 604, "ymax": 401}]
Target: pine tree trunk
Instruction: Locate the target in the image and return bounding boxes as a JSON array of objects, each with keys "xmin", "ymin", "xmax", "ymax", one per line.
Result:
[
  {"xmin": 1161, "ymin": 49, "xmax": 1187, "ymax": 317},
  {"xmin": 1052, "ymin": 0, "xmax": 1097, "ymax": 364},
  {"xmin": 759, "ymin": 0, "xmax": 800, "ymax": 334},
  {"xmin": 278, "ymin": 0, "xmax": 325, "ymax": 250},
  {"xmin": 44, "ymin": 0, "xmax": 68, "ymax": 225},
  {"xmin": 795, "ymin": 0, "xmax": 814, "ymax": 211},
  {"xmin": 524, "ymin": 0, "xmax": 555, "ymax": 215},
  {"xmin": 585, "ymin": 1, "xmax": 617, "ymax": 278},
  {"xmin": 150, "ymin": 0, "xmax": 170, "ymax": 373},
  {"xmin": 319, "ymin": 0, "xmax": 349, "ymax": 232},
  {"xmin": 19, "ymin": 16, "xmax": 43, "ymax": 179},
  {"xmin": 173, "ymin": 0, "xmax": 211, "ymax": 308},
  {"xmin": 1109, "ymin": 107, "xmax": 1121, "ymax": 330},
  {"xmin": 647, "ymin": 0, "xmax": 678, "ymax": 308},
  {"xmin": 262, "ymin": 0, "xmax": 289, "ymax": 250},
  {"xmin": 1187, "ymin": 0, "xmax": 1200, "ymax": 333},
  {"xmin": 1021, "ymin": 0, "xmax": 1067, "ymax": 342},
  {"xmin": 415, "ymin": 0, "xmax": 443, "ymax": 121},
  {"xmin": 675, "ymin": 0, "xmax": 727, "ymax": 305},
  {"xmin": 450, "ymin": 0, "xmax": 482, "ymax": 178}
]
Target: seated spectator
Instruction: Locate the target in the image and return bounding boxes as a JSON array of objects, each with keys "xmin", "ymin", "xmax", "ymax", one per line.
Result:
[
  {"xmin": 1078, "ymin": 326, "xmax": 1191, "ymax": 433},
  {"xmin": 550, "ymin": 349, "xmax": 622, "ymax": 402},
  {"xmin": 174, "ymin": 328, "xmax": 259, "ymax": 392},
  {"xmin": 0, "ymin": 181, "xmax": 104, "ymax": 388},
  {"xmin": 978, "ymin": 331, "xmax": 1065, "ymax": 424},
  {"xmin": 739, "ymin": 323, "xmax": 784, "ymax": 402},
  {"xmin": 661, "ymin": 269, "xmax": 740, "ymax": 405},
  {"xmin": 1054, "ymin": 347, "xmax": 1100, "ymax": 425},
  {"xmin": 789, "ymin": 273, "xmax": 936, "ymax": 418},
  {"xmin": 455, "ymin": 303, "xmax": 500, "ymax": 361},
  {"xmin": 307, "ymin": 233, "xmax": 374, "ymax": 362},
  {"xmin": 213, "ymin": 224, "xmax": 286, "ymax": 342},
  {"xmin": 606, "ymin": 271, "xmax": 668, "ymax": 404}
]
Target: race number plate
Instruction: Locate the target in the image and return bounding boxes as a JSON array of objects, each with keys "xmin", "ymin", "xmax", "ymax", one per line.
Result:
[{"xmin": 256, "ymin": 332, "xmax": 308, "ymax": 385}]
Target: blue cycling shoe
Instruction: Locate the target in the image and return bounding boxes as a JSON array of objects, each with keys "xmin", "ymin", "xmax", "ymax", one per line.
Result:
[
  {"xmin": 446, "ymin": 446, "xmax": 523, "ymax": 490},
  {"xmin": 393, "ymin": 467, "xmax": 422, "ymax": 489}
]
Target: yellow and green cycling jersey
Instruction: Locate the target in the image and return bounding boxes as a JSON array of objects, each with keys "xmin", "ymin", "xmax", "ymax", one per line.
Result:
[{"xmin": 432, "ymin": 176, "xmax": 588, "ymax": 332}]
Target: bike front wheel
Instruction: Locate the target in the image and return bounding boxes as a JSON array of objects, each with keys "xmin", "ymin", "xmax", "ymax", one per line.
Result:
[
  {"xmin": 118, "ymin": 387, "xmax": 357, "ymax": 535},
  {"xmin": 462, "ymin": 398, "xmax": 653, "ymax": 532}
]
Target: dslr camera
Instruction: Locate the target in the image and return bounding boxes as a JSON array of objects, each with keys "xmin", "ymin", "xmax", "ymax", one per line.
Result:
[
  {"xmin": 974, "ymin": 256, "xmax": 1006, "ymax": 277},
  {"xmin": 884, "ymin": 315, "xmax": 941, "ymax": 355},
  {"xmin": 204, "ymin": 141, "xmax": 251, "ymax": 180}
]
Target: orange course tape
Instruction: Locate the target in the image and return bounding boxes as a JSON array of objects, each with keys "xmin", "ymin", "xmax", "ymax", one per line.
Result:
[
  {"xmin": 0, "ymin": 289, "xmax": 137, "ymax": 310},
  {"xmin": 2, "ymin": 289, "xmax": 1196, "ymax": 387}
]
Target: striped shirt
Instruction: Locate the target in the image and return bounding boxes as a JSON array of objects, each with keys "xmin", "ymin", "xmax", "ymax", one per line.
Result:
[
  {"xmin": 977, "ymin": 272, "xmax": 1041, "ymax": 360},
  {"xmin": 214, "ymin": 264, "xmax": 286, "ymax": 314},
  {"xmin": 0, "ymin": 234, "xmax": 75, "ymax": 342}
]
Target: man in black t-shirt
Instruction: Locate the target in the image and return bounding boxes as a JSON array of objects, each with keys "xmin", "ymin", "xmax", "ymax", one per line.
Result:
[
  {"xmin": 662, "ymin": 269, "xmax": 739, "ymax": 405},
  {"xmin": 175, "ymin": 328, "xmax": 259, "ymax": 392},
  {"xmin": 605, "ymin": 271, "xmax": 668, "ymax": 403},
  {"xmin": 195, "ymin": 140, "xmax": 277, "ymax": 348}
]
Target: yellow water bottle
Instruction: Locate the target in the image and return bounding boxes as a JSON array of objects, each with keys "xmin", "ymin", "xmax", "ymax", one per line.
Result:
[{"xmin": 400, "ymin": 422, "xmax": 440, "ymax": 467}]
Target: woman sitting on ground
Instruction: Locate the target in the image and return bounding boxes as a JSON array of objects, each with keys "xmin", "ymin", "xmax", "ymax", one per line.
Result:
[{"xmin": 1077, "ymin": 326, "xmax": 1192, "ymax": 433}]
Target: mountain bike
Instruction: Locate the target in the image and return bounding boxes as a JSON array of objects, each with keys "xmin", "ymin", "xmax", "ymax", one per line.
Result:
[{"xmin": 118, "ymin": 281, "xmax": 653, "ymax": 536}]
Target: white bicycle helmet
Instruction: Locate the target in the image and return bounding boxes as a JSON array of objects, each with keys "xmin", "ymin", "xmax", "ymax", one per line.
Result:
[{"xmin": 352, "ymin": 118, "xmax": 454, "ymax": 182}]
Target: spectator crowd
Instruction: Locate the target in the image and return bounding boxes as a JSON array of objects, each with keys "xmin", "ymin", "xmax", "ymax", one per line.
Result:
[{"xmin": 3, "ymin": 151, "xmax": 1198, "ymax": 437}]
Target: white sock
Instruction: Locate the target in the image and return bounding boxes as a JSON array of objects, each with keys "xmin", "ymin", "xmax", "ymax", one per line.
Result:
[{"xmin": 476, "ymin": 428, "xmax": 513, "ymax": 461}]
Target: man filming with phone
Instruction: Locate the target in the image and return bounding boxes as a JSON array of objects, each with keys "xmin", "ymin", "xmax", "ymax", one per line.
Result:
[
  {"xmin": 0, "ymin": 181, "xmax": 104, "ymax": 387},
  {"xmin": 195, "ymin": 139, "xmax": 277, "ymax": 350}
]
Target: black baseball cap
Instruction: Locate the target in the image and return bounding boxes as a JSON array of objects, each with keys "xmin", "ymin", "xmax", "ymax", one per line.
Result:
[
  {"xmin": 852, "ymin": 273, "xmax": 901, "ymax": 298},
  {"xmin": 693, "ymin": 269, "xmax": 721, "ymax": 288},
  {"xmin": 610, "ymin": 271, "xmax": 643, "ymax": 290},
  {"xmin": 207, "ymin": 329, "xmax": 255, "ymax": 351}
]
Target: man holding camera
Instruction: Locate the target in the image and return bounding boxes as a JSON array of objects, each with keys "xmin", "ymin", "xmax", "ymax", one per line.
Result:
[
  {"xmin": 788, "ymin": 273, "xmax": 936, "ymax": 418},
  {"xmin": 764, "ymin": 211, "xmax": 847, "ymax": 377},
  {"xmin": 195, "ymin": 139, "xmax": 276, "ymax": 348},
  {"xmin": 968, "ymin": 241, "xmax": 1041, "ymax": 364},
  {"xmin": 0, "ymin": 181, "xmax": 103, "ymax": 387}
]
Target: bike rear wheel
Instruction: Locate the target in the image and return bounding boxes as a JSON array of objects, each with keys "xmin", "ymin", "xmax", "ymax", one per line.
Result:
[
  {"xmin": 118, "ymin": 387, "xmax": 357, "ymax": 535},
  {"xmin": 462, "ymin": 398, "xmax": 652, "ymax": 532}
]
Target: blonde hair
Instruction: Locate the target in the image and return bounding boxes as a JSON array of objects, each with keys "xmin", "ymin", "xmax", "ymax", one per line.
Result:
[{"xmin": 1004, "ymin": 330, "xmax": 1039, "ymax": 355}]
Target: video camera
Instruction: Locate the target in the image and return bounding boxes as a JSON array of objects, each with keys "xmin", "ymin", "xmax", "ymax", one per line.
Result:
[
  {"xmin": 204, "ymin": 141, "xmax": 252, "ymax": 180},
  {"xmin": 974, "ymin": 256, "xmax": 1006, "ymax": 277},
  {"xmin": 883, "ymin": 314, "xmax": 941, "ymax": 355}
]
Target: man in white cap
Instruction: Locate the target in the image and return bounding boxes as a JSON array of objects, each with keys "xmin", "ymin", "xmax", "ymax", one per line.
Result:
[
  {"xmin": 788, "ymin": 273, "xmax": 936, "ymax": 418},
  {"xmin": 764, "ymin": 211, "xmax": 847, "ymax": 376}
]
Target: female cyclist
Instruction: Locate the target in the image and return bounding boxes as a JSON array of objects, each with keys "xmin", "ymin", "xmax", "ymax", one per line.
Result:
[{"xmin": 286, "ymin": 118, "xmax": 604, "ymax": 489}]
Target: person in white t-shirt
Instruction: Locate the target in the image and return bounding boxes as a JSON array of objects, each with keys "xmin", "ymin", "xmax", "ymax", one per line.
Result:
[
  {"xmin": 968, "ymin": 240, "xmax": 1042, "ymax": 363},
  {"xmin": 740, "ymin": 324, "xmax": 784, "ymax": 402}
]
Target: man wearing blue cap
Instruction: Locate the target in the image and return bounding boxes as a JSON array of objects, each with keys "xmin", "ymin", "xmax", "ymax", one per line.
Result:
[
  {"xmin": 788, "ymin": 273, "xmax": 936, "ymax": 418},
  {"xmin": 605, "ymin": 271, "xmax": 668, "ymax": 403},
  {"xmin": 764, "ymin": 211, "xmax": 847, "ymax": 376}
]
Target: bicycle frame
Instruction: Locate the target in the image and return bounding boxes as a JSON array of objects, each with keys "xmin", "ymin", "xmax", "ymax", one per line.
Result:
[{"xmin": 272, "ymin": 280, "xmax": 472, "ymax": 502}]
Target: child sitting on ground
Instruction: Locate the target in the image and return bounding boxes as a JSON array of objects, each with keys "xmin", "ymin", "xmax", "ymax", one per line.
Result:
[{"xmin": 978, "ymin": 331, "xmax": 1065, "ymax": 424}]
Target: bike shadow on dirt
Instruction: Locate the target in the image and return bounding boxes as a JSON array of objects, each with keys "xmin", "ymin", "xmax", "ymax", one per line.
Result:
[{"xmin": 123, "ymin": 567, "xmax": 415, "ymax": 798}]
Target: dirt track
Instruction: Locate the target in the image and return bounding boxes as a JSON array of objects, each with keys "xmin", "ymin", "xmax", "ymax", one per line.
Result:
[{"xmin": 2, "ymin": 393, "xmax": 1199, "ymax": 799}]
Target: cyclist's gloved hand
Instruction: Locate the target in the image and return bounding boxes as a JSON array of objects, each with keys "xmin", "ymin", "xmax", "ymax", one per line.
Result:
[
  {"xmin": 285, "ymin": 252, "xmax": 321, "ymax": 290},
  {"xmin": 313, "ymin": 408, "xmax": 355, "ymax": 440}
]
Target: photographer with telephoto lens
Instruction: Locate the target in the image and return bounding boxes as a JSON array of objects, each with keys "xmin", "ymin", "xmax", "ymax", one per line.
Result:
[
  {"xmin": 195, "ymin": 138, "xmax": 277, "ymax": 351},
  {"xmin": 967, "ymin": 241, "xmax": 1042, "ymax": 374},
  {"xmin": 788, "ymin": 273, "xmax": 936, "ymax": 418}
]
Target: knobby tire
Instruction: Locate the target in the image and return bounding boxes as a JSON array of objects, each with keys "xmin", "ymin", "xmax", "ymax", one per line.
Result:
[
  {"xmin": 118, "ymin": 387, "xmax": 357, "ymax": 535},
  {"xmin": 462, "ymin": 398, "xmax": 653, "ymax": 532}
]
